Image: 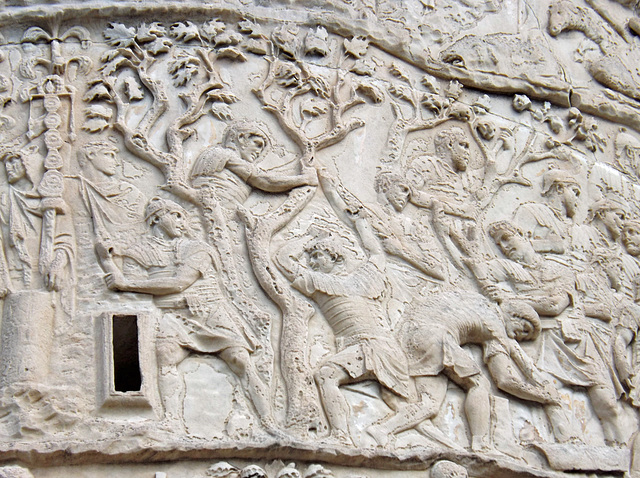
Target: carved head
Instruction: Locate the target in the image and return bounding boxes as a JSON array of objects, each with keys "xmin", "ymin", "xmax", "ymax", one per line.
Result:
[
  {"xmin": 305, "ymin": 236, "xmax": 345, "ymax": 273},
  {"xmin": 434, "ymin": 127, "xmax": 470, "ymax": 172},
  {"xmin": 588, "ymin": 197, "xmax": 627, "ymax": 240},
  {"xmin": 223, "ymin": 120, "xmax": 271, "ymax": 163},
  {"xmin": 590, "ymin": 247, "xmax": 624, "ymax": 291},
  {"xmin": 541, "ymin": 168, "xmax": 581, "ymax": 219},
  {"xmin": 0, "ymin": 146, "xmax": 38, "ymax": 187},
  {"xmin": 615, "ymin": 130, "xmax": 640, "ymax": 176},
  {"xmin": 374, "ymin": 171, "xmax": 411, "ymax": 211},
  {"xmin": 276, "ymin": 464, "xmax": 301, "ymax": 478},
  {"xmin": 78, "ymin": 140, "xmax": 119, "ymax": 177},
  {"xmin": 500, "ymin": 300, "xmax": 541, "ymax": 342},
  {"xmin": 145, "ymin": 197, "xmax": 187, "ymax": 239},
  {"xmin": 239, "ymin": 465, "xmax": 267, "ymax": 478},
  {"xmin": 623, "ymin": 220, "xmax": 640, "ymax": 257},
  {"xmin": 430, "ymin": 460, "xmax": 468, "ymax": 478},
  {"xmin": 488, "ymin": 220, "xmax": 535, "ymax": 264},
  {"xmin": 303, "ymin": 464, "xmax": 334, "ymax": 478}
]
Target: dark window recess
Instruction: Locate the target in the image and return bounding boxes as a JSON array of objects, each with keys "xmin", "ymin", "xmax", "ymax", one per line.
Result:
[{"xmin": 112, "ymin": 315, "xmax": 142, "ymax": 392}]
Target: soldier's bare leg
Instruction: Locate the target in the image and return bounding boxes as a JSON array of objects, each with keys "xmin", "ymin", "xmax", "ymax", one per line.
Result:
[
  {"xmin": 367, "ymin": 375, "xmax": 448, "ymax": 447},
  {"xmin": 156, "ymin": 337, "xmax": 190, "ymax": 428},
  {"xmin": 315, "ymin": 363, "xmax": 353, "ymax": 445},
  {"xmin": 588, "ymin": 384, "xmax": 631, "ymax": 445},
  {"xmin": 487, "ymin": 353, "xmax": 573, "ymax": 443},
  {"xmin": 446, "ymin": 370, "xmax": 491, "ymax": 451},
  {"xmin": 219, "ymin": 346, "xmax": 275, "ymax": 430}
]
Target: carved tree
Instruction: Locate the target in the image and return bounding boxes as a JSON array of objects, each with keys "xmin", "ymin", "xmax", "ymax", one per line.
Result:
[{"xmin": 83, "ymin": 21, "xmax": 240, "ymax": 195}]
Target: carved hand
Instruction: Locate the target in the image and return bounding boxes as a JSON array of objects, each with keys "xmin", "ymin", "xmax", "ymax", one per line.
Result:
[
  {"xmin": 104, "ymin": 270, "xmax": 129, "ymax": 291},
  {"xmin": 44, "ymin": 255, "xmax": 66, "ymax": 291},
  {"xmin": 302, "ymin": 166, "xmax": 319, "ymax": 186}
]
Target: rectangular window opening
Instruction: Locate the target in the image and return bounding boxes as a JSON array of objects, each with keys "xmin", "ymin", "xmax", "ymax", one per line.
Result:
[{"xmin": 112, "ymin": 314, "xmax": 142, "ymax": 393}]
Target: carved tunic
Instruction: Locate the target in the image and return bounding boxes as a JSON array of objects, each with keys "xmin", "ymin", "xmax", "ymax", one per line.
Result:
[
  {"xmin": 292, "ymin": 257, "xmax": 413, "ymax": 398},
  {"xmin": 124, "ymin": 236, "xmax": 255, "ymax": 353},
  {"xmin": 399, "ymin": 291, "xmax": 509, "ymax": 378}
]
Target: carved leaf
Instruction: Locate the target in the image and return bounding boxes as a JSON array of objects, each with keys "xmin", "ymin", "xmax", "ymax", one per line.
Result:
[
  {"xmin": 173, "ymin": 67, "xmax": 198, "ymax": 87},
  {"xmin": 99, "ymin": 55, "xmax": 128, "ymax": 76},
  {"xmin": 207, "ymin": 90, "xmax": 239, "ymax": 104},
  {"xmin": 272, "ymin": 25, "xmax": 300, "ymax": 59},
  {"xmin": 421, "ymin": 94, "xmax": 449, "ymax": 112},
  {"xmin": 136, "ymin": 22, "xmax": 166, "ymax": 43},
  {"xmin": 389, "ymin": 62, "xmax": 411, "ymax": 85},
  {"xmin": 275, "ymin": 62, "xmax": 301, "ymax": 87},
  {"xmin": 124, "ymin": 77, "xmax": 144, "ymax": 101},
  {"xmin": 301, "ymin": 98, "xmax": 328, "ymax": 117},
  {"xmin": 420, "ymin": 74, "xmax": 439, "ymax": 94},
  {"xmin": 244, "ymin": 38, "xmax": 269, "ymax": 56},
  {"xmin": 202, "ymin": 19, "xmax": 227, "ymax": 41},
  {"xmin": 210, "ymin": 103, "xmax": 233, "ymax": 121},
  {"xmin": 214, "ymin": 31, "xmax": 243, "ymax": 47},
  {"xmin": 82, "ymin": 117, "xmax": 110, "ymax": 133},
  {"xmin": 83, "ymin": 82, "xmax": 111, "ymax": 102},
  {"xmin": 351, "ymin": 58, "xmax": 376, "ymax": 76},
  {"xmin": 168, "ymin": 51, "xmax": 200, "ymax": 87},
  {"xmin": 304, "ymin": 26, "xmax": 329, "ymax": 57},
  {"xmin": 445, "ymin": 80, "xmax": 463, "ymax": 100},
  {"xmin": 238, "ymin": 19, "xmax": 266, "ymax": 38},
  {"xmin": 21, "ymin": 26, "xmax": 52, "ymax": 44},
  {"xmin": 85, "ymin": 104, "xmax": 113, "ymax": 120},
  {"xmin": 356, "ymin": 82, "xmax": 384, "ymax": 104},
  {"xmin": 343, "ymin": 36, "xmax": 369, "ymax": 58},
  {"xmin": 147, "ymin": 38, "xmax": 172, "ymax": 56},
  {"xmin": 307, "ymin": 75, "xmax": 330, "ymax": 99},
  {"xmin": 217, "ymin": 47, "xmax": 247, "ymax": 62},
  {"xmin": 388, "ymin": 84, "xmax": 413, "ymax": 103},
  {"xmin": 104, "ymin": 23, "xmax": 137, "ymax": 48},
  {"xmin": 100, "ymin": 50, "xmax": 121, "ymax": 63},
  {"xmin": 170, "ymin": 22, "xmax": 201, "ymax": 43}
]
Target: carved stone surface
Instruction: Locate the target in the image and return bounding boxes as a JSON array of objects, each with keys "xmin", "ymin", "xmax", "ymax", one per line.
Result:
[{"xmin": 3, "ymin": 1, "xmax": 640, "ymax": 477}]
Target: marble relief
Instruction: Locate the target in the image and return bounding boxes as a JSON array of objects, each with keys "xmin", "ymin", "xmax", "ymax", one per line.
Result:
[{"xmin": 2, "ymin": 1, "xmax": 640, "ymax": 477}]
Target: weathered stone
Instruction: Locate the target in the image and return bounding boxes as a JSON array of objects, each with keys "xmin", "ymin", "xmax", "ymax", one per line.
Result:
[{"xmin": 0, "ymin": 1, "xmax": 640, "ymax": 477}]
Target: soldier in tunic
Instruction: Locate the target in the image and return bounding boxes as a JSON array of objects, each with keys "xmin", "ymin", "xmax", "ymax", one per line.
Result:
[
  {"xmin": 470, "ymin": 220, "xmax": 632, "ymax": 445},
  {"xmin": 97, "ymin": 197, "xmax": 276, "ymax": 433},
  {"xmin": 275, "ymin": 172, "xmax": 413, "ymax": 445},
  {"xmin": 366, "ymin": 291, "xmax": 569, "ymax": 450}
]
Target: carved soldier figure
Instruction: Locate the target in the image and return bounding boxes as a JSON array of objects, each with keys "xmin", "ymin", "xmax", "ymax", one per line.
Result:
[
  {"xmin": 616, "ymin": 219, "xmax": 640, "ymax": 405},
  {"xmin": 621, "ymin": 219, "xmax": 640, "ymax": 299},
  {"xmin": 97, "ymin": 197, "xmax": 277, "ymax": 434},
  {"xmin": 0, "ymin": 148, "xmax": 73, "ymax": 291},
  {"xmin": 468, "ymin": 220, "xmax": 573, "ymax": 316},
  {"xmin": 615, "ymin": 129, "xmax": 640, "ymax": 180},
  {"xmin": 587, "ymin": 197, "xmax": 628, "ymax": 249},
  {"xmin": 513, "ymin": 167, "xmax": 583, "ymax": 255},
  {"xmin": 473, "ymin": 220, "xmax": 632, "ymax": 445},
  {"xmin": 359, "ymin": 171, "xmax": 448, "ymax": 281},
  {"xmin": 73, "ymin": 140, "xmax": 145, "ymax": 244},
  {"xmin": 191, "ymin": 120, "xmax": 317, "ymax": 210},
  {"xmin": 366, "ymin": 291, "xmax": 570, "ymax": 451},
  {"xmin": 405, "ymin": 127, "xmax": 478, "ymax": 267},
  {"xmin": 189, "ymin": 119, "xmax": 318, "ymax": 349},
  {"xmin": 0, "ymin": 146, "xmax": 75, "ymax": 391},
  {"xmin": 275, "ymin": 172, "xmax": 413, "ymax": 445}
]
